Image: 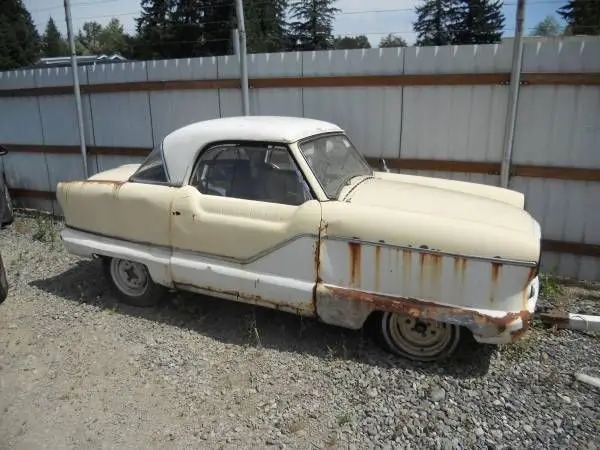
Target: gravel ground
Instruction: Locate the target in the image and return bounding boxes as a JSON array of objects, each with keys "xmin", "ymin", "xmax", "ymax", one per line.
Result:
[{"xmin": 1, "ymin": 213, "xmax": 599, "ymax": 449}]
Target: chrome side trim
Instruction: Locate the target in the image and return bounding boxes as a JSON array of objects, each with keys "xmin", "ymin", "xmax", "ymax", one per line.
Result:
[{"xmin": 64, "ymin": 225, "xmax": 537, "ymax": 268}]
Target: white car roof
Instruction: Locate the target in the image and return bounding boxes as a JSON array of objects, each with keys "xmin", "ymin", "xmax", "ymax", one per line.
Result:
[{"xmin": 161, "ymin": 116, "xmax": 343, "ymax": 185}]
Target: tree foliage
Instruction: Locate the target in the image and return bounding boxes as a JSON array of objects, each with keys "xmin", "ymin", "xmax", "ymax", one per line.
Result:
[
  {"xmin": 42, "ymin": 17, "xmax": 68, "ymax": 57},
  {"xmin": 451, "ymin": 0, "xmax": 504, "ymax": 44},
  {"xmin": 244, "ymin": 0, "xmax": 289, "ymax": 53},
  {"xmin": 333, "ymin": 35, "xmax": 371, "ymax": 49},
  {"xmin": 288, "ymin": 0, "xmax": 340, "ymax": 50},
  {"xmin": 558, "ymin": 0, "xmax": 600, "ymax": 35},
  {"xmin": 530, "ymin": 15, "xmax": 563, "ymax": 37},
  {"xmin": 378, "ymin": 33, "xmax": 407, "ymax": 48},
  {"xmin": 413, "ymin": 0, "xmax": 459, "ymax": 46},
  {"xmin": 0, "ymin": 0, "xmax": 41, "ymax": 70},
  {"xmin": 413, "ymin": 0, "xmax": 505, "ymax": 46}
]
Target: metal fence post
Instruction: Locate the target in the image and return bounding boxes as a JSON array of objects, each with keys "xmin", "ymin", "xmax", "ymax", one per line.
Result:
[
  {"xmin": 235, "ymin": 0, "xmax": 250, "ymax": 116},
  {"xmin": 500, "ymin": 0, "xmax": 526, "ymax": 188}
]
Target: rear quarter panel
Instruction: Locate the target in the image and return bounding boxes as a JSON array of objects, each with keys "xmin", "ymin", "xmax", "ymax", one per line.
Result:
[{"xmin": 57, "ymin": 180, "xmax": 177, "ymax": 247}]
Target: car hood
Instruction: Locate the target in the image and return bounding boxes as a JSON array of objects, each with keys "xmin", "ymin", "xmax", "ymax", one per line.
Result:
[{"xmin": 342, "ymin": 177, "xmax": 539, "ymax": 238}]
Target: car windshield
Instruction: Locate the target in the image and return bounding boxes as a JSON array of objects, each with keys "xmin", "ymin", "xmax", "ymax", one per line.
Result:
[{"xmin": 297, "ymin": 133, "xmax": 372, "ymax": 199}]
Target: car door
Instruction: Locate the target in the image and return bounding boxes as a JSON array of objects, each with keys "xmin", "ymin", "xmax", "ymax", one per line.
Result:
[{"xmin": 169, "ymin": 142, "xmax": 322, "ymax": 316}]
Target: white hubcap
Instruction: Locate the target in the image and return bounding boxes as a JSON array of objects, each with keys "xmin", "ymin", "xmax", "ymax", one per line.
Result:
[
  {"xmin": 110, "ymin": 259, "xmax": 149, "ymax": 297},
  {"xmin": 386, "ymin": 313, "xmax": 455, "ymax": 358}
]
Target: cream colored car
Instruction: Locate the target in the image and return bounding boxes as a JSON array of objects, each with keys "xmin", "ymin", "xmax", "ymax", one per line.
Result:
[{"xmin": 57, "ymin": 116, "xmax": 541, "ymax": 362}]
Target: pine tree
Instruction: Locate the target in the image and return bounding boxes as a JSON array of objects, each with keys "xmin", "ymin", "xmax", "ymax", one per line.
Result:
[
  {"xmin": 0, "ymin": 0, "xmax": 41, "ymax": 69},
  {"xmin": 413, "ymin": 0, "xmax": 460, "ymax": 46},
  {"xmin": 136, "ymin": 0, "xmax": 174, "ymax": 58},
  {"xmin": 558, "ymin": 0, "xmax": 600, "ymax": 35},
  {"xmin": 451, "ymin": 0, "xmax": 504, "ymax": 44},
  {"xmin": 244, "ymin": 0, "xmax": 289, "ymax": 53},
  {"xmin": 197, "ymin": 0, "xmax": 235, "ymax": 56},
  {"xmin": 288, "ymin": 0, "xmax": 340, "ymax": 51},
  {"xmin": 42, "ymin": 17, "xmax": 67, "ymax": 57}
]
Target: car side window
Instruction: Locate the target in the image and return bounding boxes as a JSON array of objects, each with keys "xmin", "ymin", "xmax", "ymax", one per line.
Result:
[
  {"xmin": 190, "ymin": 143, "xmax": 313, "ymax": 206},
  {"xmin": 130, "ymin": 146, "xmax": 169, "ymax": 184}
]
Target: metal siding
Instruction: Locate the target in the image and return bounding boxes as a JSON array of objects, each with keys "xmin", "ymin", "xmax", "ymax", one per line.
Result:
[
  {"xmin": 403, "ymin": 43, "xmax": 511, "ymax": 74},
  {"xmin": 149, "ymin": 90, "xmax": 221, "ymax": 145},
  {"xmin": 146, "ymin": 56, "xmax": 218, "ymax": 81},
  {"xmin": 0, "ymin": 97, "xmax": 44, "ymax": 144},
  {"xmin": 96, "ymin": 155, "xmax": 145, "ymax": 173},
  {"xmin": 250, "ymin": 88, "xmax": 303, "ymax": 117},
  {"xmin": 37, "ymin": 95, "xmax": 95, "ymax": 146},
  {"xmin": 3, "ymin": 152, "xmax": 50, "ymax": 191},
  {"xmin": 301, "ymin": 48, "xmax": 404, "ymax": 76},
  {"xmin": 87, "ymin": 61, "xmax": 148, "ymax": 84},
  {"xmin": 401, "ymin": 86, "xmax": 508, "ymax": 162},
  {"xmin": 46, "ymin": 154, "xmax": 86, "ymax": 189},
  {"xmin": 302, "ymin": 87, "xmax": 402, "ymax": 158},
  {"xmin": 248, "ymin": 52, "xmax": 304, "ymax": 118},
  {"xmin": 90, "ymin": 92, "xmax": 154, "ymax": 148},
  {"xmin": 219, "ymin": 90, "xmax": 243, "ymax": 117},
  {"xmin": 0, "ymin": 69, "xmax": 37, "ymax": 89},
  {"xmin": 34, "ymin": 65, "xmax": 89, "ymax": 87}
]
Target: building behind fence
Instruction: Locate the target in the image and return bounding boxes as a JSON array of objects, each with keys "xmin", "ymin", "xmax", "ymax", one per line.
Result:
[{"xmin": 0, "ymin": 36, "xmax": 599, "ymax": 280}]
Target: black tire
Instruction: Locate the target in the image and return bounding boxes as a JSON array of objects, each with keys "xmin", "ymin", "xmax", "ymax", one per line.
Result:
[
  {"xmin": 374, "ymin": 311, "xmax": 461, "ymax": 362},
  {"xmin": 0, "ymin": 181, "xmax": 13, "ymax": 227},
  {"xmin": 102, "ymin": 257, "xmax": 165, "ymax": 307},
  {"xmin": 0, "ymin": 252, "xmax": 8, "ymax": 305}
]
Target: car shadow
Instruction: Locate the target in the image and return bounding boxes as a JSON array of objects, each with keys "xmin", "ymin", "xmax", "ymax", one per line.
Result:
[{"xmin": 29, "ymin": 258, "xmax": 495, "ymax": 378}]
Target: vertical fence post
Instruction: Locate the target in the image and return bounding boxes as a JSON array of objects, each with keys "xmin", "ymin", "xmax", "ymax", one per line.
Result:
[
  {"xmin": 235, "ymin": 0, "xmax": 250, "ymax": 116},
  {"xmin": 500, "ymin": 0, "xmax": 526, "ymax": 188},
  {"xmin": 63, "ymin": 0, "xmax": 88, "ymax": 178}
]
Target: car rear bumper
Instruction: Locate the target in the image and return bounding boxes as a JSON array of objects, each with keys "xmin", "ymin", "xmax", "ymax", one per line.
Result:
[{"xmin": 471, "ymin": 275, "xmax": 540, "ymax": 345}]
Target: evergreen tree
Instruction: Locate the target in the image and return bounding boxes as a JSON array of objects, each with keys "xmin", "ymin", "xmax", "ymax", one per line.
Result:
[
  {"xmin": 451, "ymin": 0, "xmax": 504, "ymax": 44},
  {"xmin": 196, "ymin": 0, "xmax": 235, "ymax": 56},
  {"xmin": 0, "ymin": 0, "xmax": 41, "ymax": 70},
  {"xmin": 42, "ymin": 17, "xmax": 67, "ymax": 57},
  {"xmin": 558, "ymin": 0, "xmax": 600, "ymax": 35},
  {"xmin": 244, "ymin": 0, "xmax": 289, "ymax": 53},
  {"xmin": 288, "ymin": 0, "xmax": 340, "ymax": 51},
  {"xmin": 136, "ymin": 0, "xmax": 174, "ymax": 58},
  {"xmin": 413, "ymin": 0, "xmax": 459, "ymax": 46}
]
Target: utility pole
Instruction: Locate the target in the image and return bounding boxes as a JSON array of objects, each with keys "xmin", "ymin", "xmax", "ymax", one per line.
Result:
[
  {"xmin": 500, "ymin": 0, "xmax": 525, "ymax": 188},
  {"xmin": 234, "ymin": 0, "xmax": 250, "ymax": 116},
  {"xmin": 63, "ymin": 0, "xmax": 88, "ymax": 178}
]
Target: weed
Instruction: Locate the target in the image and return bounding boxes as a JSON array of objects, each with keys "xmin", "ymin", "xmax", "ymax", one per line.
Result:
[
  {"xmin": 539, "ymin": 271, "xmax": 563, "ymax": 300},
  {"xmin": 245, "ymin": 311, "xmax": 262, "ymax": 348},
  {"xmin": 32, "ymin": 215, "xmax": 58, "ymax": 244},
  {"xmin": 336, "ymin": 411, "xmax": 352, "ymax": 427}
]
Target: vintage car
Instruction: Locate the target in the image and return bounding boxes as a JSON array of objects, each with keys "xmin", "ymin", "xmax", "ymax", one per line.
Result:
[{"xmin": 56, "ymin": 116, "xmax": 541, "ymax": 362}]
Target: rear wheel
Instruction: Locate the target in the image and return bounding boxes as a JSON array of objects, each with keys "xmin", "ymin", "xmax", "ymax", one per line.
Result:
[
  {"xmin": 376, "ymin": 311, "xmax": 461, "ymax": 362},
  {"xmin": 103, "ymin": 257, "xmax": 165, "ymax": 307}
]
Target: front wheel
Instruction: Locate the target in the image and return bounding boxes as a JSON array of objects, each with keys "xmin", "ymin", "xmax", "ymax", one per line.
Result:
[
  {"xmin": 375, "ymin": 311, "xmax": 461, "ymax": 362},
  {"xmin": 103, "ymin": 257, "xmax": 165, "ymax": 307}
]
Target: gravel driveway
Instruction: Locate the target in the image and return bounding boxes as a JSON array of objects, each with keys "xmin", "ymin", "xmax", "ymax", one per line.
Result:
[{"xmin": 1, "ymin": 214, "xmax": 599, "ymax": 449}]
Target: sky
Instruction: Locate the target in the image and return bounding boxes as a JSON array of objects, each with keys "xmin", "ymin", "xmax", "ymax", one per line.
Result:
[{"xmin": 23, "ymin": 0, "xmax": 569, "ymax": 47}]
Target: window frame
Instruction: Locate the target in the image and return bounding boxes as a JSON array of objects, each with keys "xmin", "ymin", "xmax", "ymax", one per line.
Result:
[
  {"xmin": 187, "ymin": 140, "xmax": 318, "ymax": 204},
  {"xmin": 295, "ymin": 131, "xmax": 373, "ymax": 201},
  {"xmin": 128, "ymin": 142, "xmax": 173, "ymax": 186}
]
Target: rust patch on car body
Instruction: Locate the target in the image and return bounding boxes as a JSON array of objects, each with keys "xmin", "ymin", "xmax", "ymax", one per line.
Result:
[
  {"xmin": 348, "ymin": 242, "xmax": 362, "ymax": 287},
  {"xmin": 324, "ymin": 285, "xmax": 530, "ymax": 341},
  {"xmin": 174, "ymin": 282, "xmax": 315, "ymax": 316}
]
